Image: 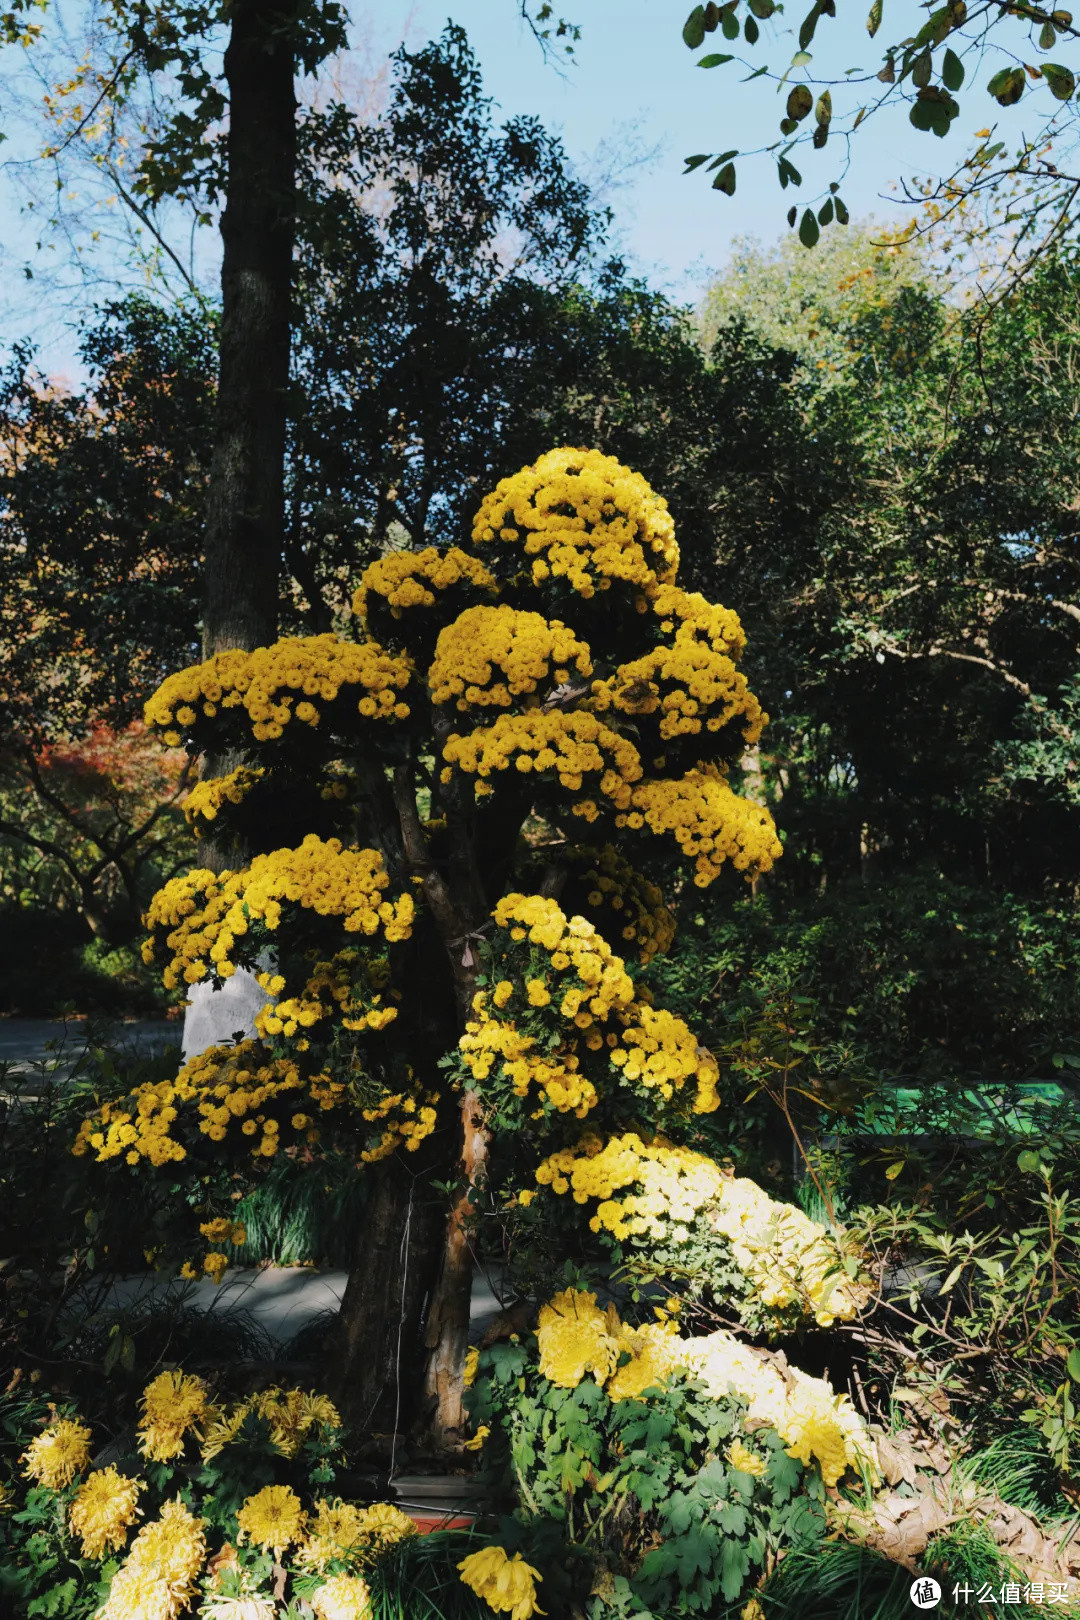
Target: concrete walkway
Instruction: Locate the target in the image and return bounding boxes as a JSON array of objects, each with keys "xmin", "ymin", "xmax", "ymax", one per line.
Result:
[{"xmin": 0, "ymin": 1018, "xmax": 179, "ymax": 1079}]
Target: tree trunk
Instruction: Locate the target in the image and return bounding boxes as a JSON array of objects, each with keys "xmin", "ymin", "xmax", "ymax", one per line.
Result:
[
  {"xmin": 421, "ymin": 1089, "xmax": 489, "ymax": 1445},
  {"xmin": 202, "ymin": 0, "xmax": 297, "ymax": 660},
  {"xmin": 330, "ymin": 1153, "xmax": 446, "ymax": 1447}
]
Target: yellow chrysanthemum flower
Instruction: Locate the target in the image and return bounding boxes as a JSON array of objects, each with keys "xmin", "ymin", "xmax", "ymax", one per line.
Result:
[
  {"xmin": 236, "ymin": 1483, "xmax": 307, "ymax": 1559},
  {"xmin": 137, "ymin": 1370, "xmax": 211, "ymax": 1461},
  {"xmin": 310, "ymin": 1573, "xmax": 373, "ymax": 1620},
  {"xmin": 458, "ymin": 1546, "xmax": 545, "ymax": 1620},
  {"xmin": 99, "ymin": 1497, "xmax": 206, "ymax": 1620},
  {"xmin": 22, "ymin": 1417, "xmax": 92, "ymax": 1489},
  {"xmin": 68, "ymin": 1465, "xmax": 142, "ymax": 1558}
]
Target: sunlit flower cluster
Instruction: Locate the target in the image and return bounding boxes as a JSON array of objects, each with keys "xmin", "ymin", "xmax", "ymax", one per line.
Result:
[
  {"xmin": 142, "ymin": 837, "xmax": 413, "ymax": 991},
  {"xmin": 354, "ymin": 1081, "xmax": 440, "ymax": 1162},
  {"xmin": 145, "ymin": 634, "xmax": 413, "ymax": 746},
  {"xmin": 182, "ymin": 765, "xmax": 264, "ymax": 831},
  {"xmin": 529, "ymin": 1290, "xmax": 874, "ymax": 1488},
  {"xmin": 622, "ymin": 767, "xmax": 783, "ymax": 886},
  {"xmin": 458, "ymin": 1545, "xmax": 544, "ymax": 1620},
  {"xmin": 611, "ymin": 1005, "xmax": 720, "ymax": 1109},
  {"xmin": 299, "ymin": 1498, "xmax": 417, "ymax": 1572},
  {"xmin": 472, "ymin": 446, "xmax": 678, "ymax": 600},
  {"xmin": 533, "ymin": 1134, "xmax": 865, "ymax": 1328},
  {"xmin": 591, "ymin": 641, "xmax": 765, "ymax": 748},
  {"xmin": 442, "ymin": 710, "xmax": 642, "ymax": 807},
  {"xmin": 680, "ymin": 1331, "xmax": 876, "ymax": 1487},
  {"xmin": 68, "ymin": 1466, "xmax": 142, "ymax": 1559},
  {"xmin": 573, "ymin": 844, "xmax": 675, "ymax": 963},
  {"xmin": 492, "ymin": 894, "xmax": 636, "ymax": 1019},
  {"xmin": 99, "ymin": 1497, "xmax": 206, "ymax": 1620},
  {"xmin": 310, "ymin": 1573, "xmax": 374, "ymax": 1620},
  {"xmin": 137, "ymin": 1370, "xmax": 212, "ymax": 1461},
  {"xmin": 354, "ymin": 545, "xmax": 496, "ymax": 621},
  {"xmin": 428, "ymin": 604, "xmax": 592, "ymax": 711},
  {"xmin": 648, "ymin": 583, "xmax": 747, "ymax": 658},
  {"xmin": 21, "ymin": 1417, "xmax": 92, "ymax": 1489},
  {"xmin": 458, "ymin": 1012, "xmax": 597, "ymax": 1117}
]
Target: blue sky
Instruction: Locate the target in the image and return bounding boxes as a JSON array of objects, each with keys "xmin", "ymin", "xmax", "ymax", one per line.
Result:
[{"xmin": 0, "ymin": 0, "xmax": 974, "ymax": 374}]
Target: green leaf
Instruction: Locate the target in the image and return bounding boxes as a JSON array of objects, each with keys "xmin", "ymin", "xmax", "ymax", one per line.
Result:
[
  {"xmin": 987, "ymin": 65, "xmax": 1025, "ymax": 105},
  {"xmin": 792, "ymin": 48, "xmax": 813, "ymax": 65},
  {"xmin": 745, "ymin": 14, "xmax": 760, "ymax": 42},
  {"xmin": 721, "ymin": 8, "xmax": 741, "ymax": 37},
  {"xmin": 721, "ymin": 1539, "xmax": 751, "ymax": 1602},
  {"xmin": 1039, "ymin": 19, "xmax": 1057, "ymax": 48},
  {"xmin": 787, "ymin": 204, "xmax": 798, "ymax": 226},
  {"xmin": 1043, "ymin": 62, "xmax": 1076, "ymax": 99},
  {"xmin": 818, "ymin": 197, "xmax": 834, "ymax": 224},
  {"xmin": 1067, "ymin": 1347, "xmax": 1080, "ymax": 1381},
  {"xmin": 683, "ymin": 153, "xmax": 711, "ymax": 171},
  {"xmin": 799, "ymin": 208, "xmax": 820, "ymax": 247},
  {"xmin": 748, "ymin": 0, "xmax": 777, "ymax": 16},
  {"xmin": 815, "ymin": 88, "xmax": 832, "ymax": 125},
  {"xmin": 787, "ymin": 84, "xmax": 814, "ymax": 120},
  {"xmin": 698, "ymin": 51, "xmax": 734, "ymax": 66},
  {"xmin": 799, "ymin": 2, "xmax": 822, "ymax": 50},
  {"xmin": 942, "ymin": 46, "xmax": 964, "ymax": 90},
  {"xmin": 713, "ymin": 161, "xmax": 737, "ymax": 194},
  {"xmin": 885, "ymin": 1159, "xmax": 905, "ymax": 1180},
  {"xmin": 778, "ymin": 155, "xmax": 803, "ymax": 187},
  {"xmin": 683, "ymin": 6, "xmax": 707, "ymax": 48},
  {"xmin": 911, "ymin": 48, "xmax": 933, "ymax": 88},
  {"xmin": 867, "ymin": 0, "xmax": 883, "ymax": 36},
  {"xmin": 835, "ymin": 196, "xmax": 850, "ymax": 223},
  {"xmin": 1017, "ymin": 1148, "xmax": 1042, "ymax": 1174}
]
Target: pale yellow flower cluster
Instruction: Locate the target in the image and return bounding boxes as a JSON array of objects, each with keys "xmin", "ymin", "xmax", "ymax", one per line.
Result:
[
  {"xmin": 591, "ymin": 641, "xmax": 765, "ymax": 747},
  {"xmin": 99, "ymin": 1497, "xmax": 206, "ymax": 1620},
  {"xmin": 575, "ymin": 844, "xmax": 675, "ymax": 963},
  {"xmin": 623, "ymin": 767, "xmax": 783, "ymax": 887},
  {"xmin": 182, "ymin": 765, "xmax": 264, "ymax": 830},
  {"xmin": 458, "ymin": 1545, "xmax": 545, "ymax": 1620},
  {"xmin": 429, "ymin": 604, "xmax": 593, "ymax": 711},
  {"xmin": 137, "ymin": 1370, "xmax": 211, "ymax": 1461},
  {"xmin": 533, "ymin": 1134, "xmax": 865, "ymax": 1328},
  {"xmin": 354, "ymin": 545, "xmax": 496, "ymax": 620},
  {"xmin": 145, "ymin": 634, "xmax": 413, "ymax": 745},
  {"xmin": 472, "ymin": 446, "xmax": 678, "ymax": 600},
  {"xmin": 648, "ymin": 584, "xmax": 747, "ymax": 659},
  {"xmin": 442, "ymin": 710, "xmax": 642, "ymax": 808},
  {"xmin": 311, "ymin": 1573, "xmax": 374, "ymax": 1620},
  {"xmin": 142, "ymin": 837, "xmax": 413, "ymax": 991},
  {"xmin": 532, "ymin": 1290, "xmax": 875, "ymax": 1488},
  {"xmin": 299, "ymin": 1498, "xmax": 417, "ymax": 1572},
  {"xmin": 680, "ymin": 1331, "xmax": 876, "ymax": 1488},
  {"xmin": 21, "ymin": 1417, "xmax": 92, "ymax": 1489},
  {"xmin": 68, "ymin": 1466, "xmax": 142, "ymax": 1559}
]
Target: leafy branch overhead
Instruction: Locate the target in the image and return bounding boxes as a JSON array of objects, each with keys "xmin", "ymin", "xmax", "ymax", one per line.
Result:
[{"xmin": 680, "ymin": 0, "xmax": 1080, "ymax": 254}]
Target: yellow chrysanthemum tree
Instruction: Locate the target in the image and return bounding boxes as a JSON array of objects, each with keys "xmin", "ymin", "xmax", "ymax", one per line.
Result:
[{"xmin": 79, "ymin": 446, "xmax": 804, "ymax": 1445}]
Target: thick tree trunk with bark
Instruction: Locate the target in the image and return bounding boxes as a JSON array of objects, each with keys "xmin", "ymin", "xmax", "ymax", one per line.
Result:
[
  {"xmin": 330, "ymin": 1154, "xmax": 446, "ymax": 1443},
  {"xmin": 202, "ymin": 0, "xmax": 297, "ymax": 660}
]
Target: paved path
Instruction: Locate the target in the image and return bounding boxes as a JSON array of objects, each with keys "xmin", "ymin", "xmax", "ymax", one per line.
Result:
[{"xmin": 0, "ymin": 1018, "xmax": 179, "ymax": 1078}]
